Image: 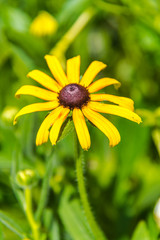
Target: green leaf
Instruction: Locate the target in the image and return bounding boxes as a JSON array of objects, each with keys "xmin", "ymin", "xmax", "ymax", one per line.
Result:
[
  {"xmin": 152, "ymin": 128, "xmax": 160, "ymax": 157},
  {"xmin": 35, "ymin": 152, "xmax": 57, "ymax": 221},
  {"xmin": 50, "ymin": 219, "xmax": 60, "ymax": 240},
  {"xmin": 0, "ymin": 27, "xmax": 11, "ymax": 67},
  {"xmin": 0, "ymin": 120, "xmax": 20, "ymax": 167},
  {"xmin": 57, "ymin": 117, "xmax": 74, "ymax": 143},
  {"xmin": 0, "ymin": 223, "xmax": 4, "ymax": 240},
  {"xmin": 0, "ymin": 211, "xmax": 26, "ymax": 238},
  {"xmin": 11, "ymin": 44, "xmax": 35, "ymax": 79},
  {"xmin": 43, "ymin": 208, "xmax": 53, "ymax": 231},
  {"xmin": 20, "ymin": 115, "xmax": 37, "ymax": 159},
  {"xmin": 57, "ymin": 0, "xmax": 91, "ymax": 26},
  {"xmin": 131, "ymin": 221, "xmax": 151, "ymax": 240},
  {"xmin": 147, "ymin": 214, "xmax": 159, "ymax": 240},
  {"xmin": 11, "ymin": 150, "xmax": 26, "ymax": 211},
  {"xmin": 59, "ymin": 186, "xmax": 94, "ymax": 240},
  {"xmin": 1, "ymin": 6, "xmax": 31, "ymax": 32}
]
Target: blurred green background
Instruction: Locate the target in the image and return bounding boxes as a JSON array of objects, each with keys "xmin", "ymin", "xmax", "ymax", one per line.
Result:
[{"xmin": 0, "ymin": 0, "xmax": 160, "ymax": 239}]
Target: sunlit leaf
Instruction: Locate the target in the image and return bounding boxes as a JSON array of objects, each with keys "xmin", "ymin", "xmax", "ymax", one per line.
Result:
[
  {"xmin": 59, "ymin": 186, "xmax": 94, "ymax": 240},
  {"xmin": 49, "ymin": 219, "xmax": 60, "ymax": 240},
  {"xmin": 131, "ymin": 221, "xmax": 151, "ymax": 240}
]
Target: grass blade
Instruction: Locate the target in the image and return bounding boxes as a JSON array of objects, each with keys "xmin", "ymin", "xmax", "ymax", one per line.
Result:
[{"xmin": 0, "ymin": 211, "xmax": 26, "ymax": 238}]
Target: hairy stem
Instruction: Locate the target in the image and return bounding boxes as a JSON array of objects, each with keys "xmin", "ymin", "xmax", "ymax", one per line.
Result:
[{"xmin": 75, "ymin": 136, "xmax": 107, "ymax": 240}]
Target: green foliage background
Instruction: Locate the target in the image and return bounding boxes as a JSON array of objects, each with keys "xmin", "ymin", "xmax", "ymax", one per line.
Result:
[{"xmin": 0, "ymin": 0, "xmax": 160, "ymax": 239}]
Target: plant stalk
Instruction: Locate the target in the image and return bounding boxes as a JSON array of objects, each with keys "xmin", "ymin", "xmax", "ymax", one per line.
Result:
[
  {"xmin": 75, "ymin": 135, "xmax": 107, "ymax": 240},
  {"xmin": 24, "ymin": 188, "xmax": 39, "ymax": 240},
  {"xmin": 50, "ymin": 7, "xmax": 96, "ymax": 57}
]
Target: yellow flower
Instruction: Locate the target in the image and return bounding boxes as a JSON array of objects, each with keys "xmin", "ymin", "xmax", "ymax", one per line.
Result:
[
  {"xmin": 30, "ymin": 11, "xmax": 58, "ymax": 37},
  {"xmin": 14, "ymin": 56, "xmax": 141, "ymax": 150}
]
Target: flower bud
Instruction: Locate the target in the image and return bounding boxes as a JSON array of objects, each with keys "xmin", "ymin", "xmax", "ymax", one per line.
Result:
[
  {"xmin": 16, "ymin": 169, "xmax": 38, "ymax": 189},
  {"xmin": 1, "ymin": 106, "xmax": 18, "ymax": 124}
]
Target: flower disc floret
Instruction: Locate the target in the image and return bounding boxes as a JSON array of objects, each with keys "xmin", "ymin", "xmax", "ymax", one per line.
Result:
[{"xmin": 58, "ymin": 83, "xmax": 90, "ymax": 109}]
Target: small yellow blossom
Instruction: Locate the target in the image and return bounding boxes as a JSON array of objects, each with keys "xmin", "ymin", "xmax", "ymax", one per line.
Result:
[
  {"xmin": 30, "ymin": 11, "xmax": 58, "ymax": 37},
  {"xmin": 14, "ymin": 56, "xmax": 141, "ymax": 150}
]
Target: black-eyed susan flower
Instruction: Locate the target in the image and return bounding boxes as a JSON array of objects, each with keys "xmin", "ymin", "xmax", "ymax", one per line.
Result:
[
  {"xmin": 30, "ymin": 11, "xmax": 58, "ymax": 37},
  {"xmin": 14, "ymin": 56, "xmax": 141, "ymax": 150}
]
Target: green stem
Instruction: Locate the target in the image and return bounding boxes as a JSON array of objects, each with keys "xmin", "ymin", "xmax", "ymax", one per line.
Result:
[
  {"xmin": 50, "ymin": 7, "xmax": 96, "ymax": 56},
  {"xmin": 94, "ymin": 0, "xmax": 128, "ymax": 14},
  {"xmin": 24, "ymin": 188, "xmax": 39, "ymax": 240},
  {"xmin": 75, "ymin": 137, "xmax": 107, "ymax": 240}
]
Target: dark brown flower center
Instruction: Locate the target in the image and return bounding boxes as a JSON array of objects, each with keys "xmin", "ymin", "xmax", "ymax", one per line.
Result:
[{"xmin": 58, "ymin": 84, "xmax": 90, "ymax": 109}]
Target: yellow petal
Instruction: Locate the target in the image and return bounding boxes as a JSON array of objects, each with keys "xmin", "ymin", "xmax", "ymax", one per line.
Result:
[
  {"xmin": 90, "ymin": 94, "xmax": 134, "ymax": 111},
  {"xmin": 45, "ymin": 55, "xmax": 69, "ymax": 86},
  {"xmin": 88, "ymin": 78, "xmax": 121, "ymax": 93},
  {"xmin": 27, "ymin": 70, "xmax": 61, "ymax": 92},
  {"xmin": 49, "ymin": 107, "xmax": 70, "ymax": 145},
  {"xmin": 67, "ymin": 56, "xmax": 80, "ymax": 83},
  {"xmin": 13, "ymin": 101, "xmax": 59, "ymax": 125},
  {"xmin": 15, "ymin": 85, "xmax": 58, "ymax": 101},
  {"xmin": 80, "ymin": 61, "xmax": 107, "ymax": 87},
  {"xmin": 43, "ymin": 129, "xmax": 49, "ymax": 144},
  {"xmin": 73, "ymin": 108, "xmax": 91, "ymax": 150},
  {"xmin": 88, "ymin": 102, "xmax": 142, "ymax": 124},
  {"xmin": 82, "ymin": 107, "xmax": 120, "ymax": 147},
  {"xmin": 36, "ymin": 106, "xmax": 64, "ymax": 146}
]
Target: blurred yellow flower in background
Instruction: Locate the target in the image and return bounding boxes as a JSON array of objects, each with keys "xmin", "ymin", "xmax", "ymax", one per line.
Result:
[
  {"xmin": 14, "ymin": 56, "xmax": 141, "ymax": 150},
  {"xmin": 30, "ymin": 11, "xmax": 58, "ymax": 37}
]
